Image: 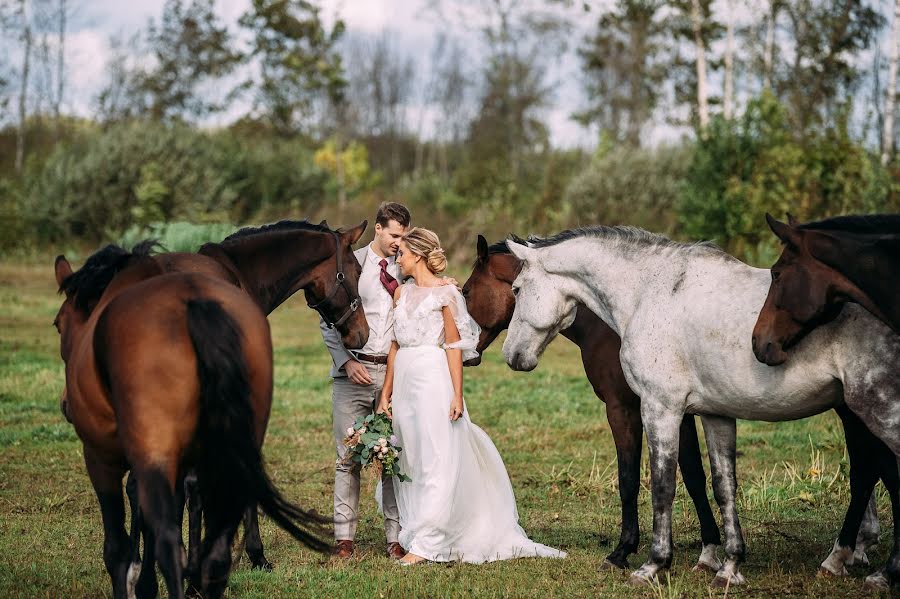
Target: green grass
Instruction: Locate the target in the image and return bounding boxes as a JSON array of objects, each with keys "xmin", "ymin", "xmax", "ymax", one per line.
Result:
[{"xmin": 0, "ymin": 259, "xmax": 891, "ymax": 598}]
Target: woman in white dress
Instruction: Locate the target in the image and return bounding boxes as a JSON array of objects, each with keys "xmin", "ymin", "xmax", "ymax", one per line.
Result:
[{"xmin": 376, "ymin": 227, "xmax": 566, "ymax": 566}]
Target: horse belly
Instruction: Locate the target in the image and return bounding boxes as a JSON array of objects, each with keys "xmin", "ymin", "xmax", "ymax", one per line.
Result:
[{"xmin": 689, "ymin": 376, "xmax": 843, "ymax": 422}]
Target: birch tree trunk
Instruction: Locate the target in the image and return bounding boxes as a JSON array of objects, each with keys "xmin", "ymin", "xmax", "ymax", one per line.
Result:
[
  {"xmin": 764, "ymin": 0, "xmax": 775, "ymax": 90},
  {"xmin": 54, "ymin": 0, "xmax": 65, "ymax": 124},
  {"xmin": 15, "ymin": 0, "xmax": 31, "ymax": 174},
  {"xmin": 724, "ymin": 0, "xmax": 735, "ymax": 119},
  {"xmin": 690, "ymin": 0, "xmax": 709, "ymax": 130},
  {"xmin": 882, "ymin": 0, "xmax": 899, "ymax": 166}
]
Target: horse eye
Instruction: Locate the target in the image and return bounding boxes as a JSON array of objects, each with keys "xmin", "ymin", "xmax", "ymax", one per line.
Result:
[
  {"xmin": 772, "ymin": 270, "xmax": 781, "ymax": 281},
  {"xmin": 512, "ymin": 286, "xmax": 520, "ymax": 296}
]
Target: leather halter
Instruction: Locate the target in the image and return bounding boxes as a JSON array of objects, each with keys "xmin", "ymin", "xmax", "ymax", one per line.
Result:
[{"xmin": 308, "ymin": 232, "xmax": 361, "ymax": 330}]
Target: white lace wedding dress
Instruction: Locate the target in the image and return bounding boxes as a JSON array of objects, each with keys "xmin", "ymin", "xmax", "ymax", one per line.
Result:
[{"xmin": 384, "ymin": 281, "xmax": 566, "ymax": 563}]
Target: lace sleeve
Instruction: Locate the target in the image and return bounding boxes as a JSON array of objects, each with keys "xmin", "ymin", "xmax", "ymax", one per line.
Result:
[{"xmin": 437, "ymin": 287, "xmax": 481, "ymax": 362}]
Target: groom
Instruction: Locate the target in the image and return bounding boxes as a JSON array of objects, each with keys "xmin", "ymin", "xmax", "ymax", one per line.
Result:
[{"xmin": 320, "ymin": 201, "xmax": 410, "ymax": 560}]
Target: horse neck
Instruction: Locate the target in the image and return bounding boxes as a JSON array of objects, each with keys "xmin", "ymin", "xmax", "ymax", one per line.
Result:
[
  {"xmin": 547, "ymin": 239, "xmax": 681, "ymax": 336},
  {"xmin": 214, "ymin": 231, "xmax": 333, "ymax": 313}
]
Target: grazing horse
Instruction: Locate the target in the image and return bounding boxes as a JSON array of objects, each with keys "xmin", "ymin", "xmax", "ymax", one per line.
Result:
[
  {"xmin": 752, "ymin": 212, "xmax": 900, "ymax": 366},
  {"xmin": 140, "ymin": 219, "xmax": 369, "ymax": 576},
  {"xmin": 54, "ymin": 243, "xmax": 367, "ymax": 598},
  {"xmin": 461, "ymin": 235, "xmax": 723, "ymax": 570},
  {"xmin": 501, "ymin": 226, "xmax": 900, "ymax": 588}
]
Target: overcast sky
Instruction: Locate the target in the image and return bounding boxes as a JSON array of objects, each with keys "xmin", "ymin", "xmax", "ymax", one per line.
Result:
[{"xmin": 17, "ymin": 0, "xmax": 900, "ymax": 148}]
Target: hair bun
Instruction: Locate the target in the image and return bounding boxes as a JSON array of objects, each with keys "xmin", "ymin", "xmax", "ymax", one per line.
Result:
[{"xmin": 426, "ymin": 247, "xmax": 447, "ymax": 274}]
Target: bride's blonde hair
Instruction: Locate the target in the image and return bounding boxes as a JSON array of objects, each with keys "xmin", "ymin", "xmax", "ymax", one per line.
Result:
[{"xmin": 402, "ymin": 227, "xmax": 447, "ymax": 274}]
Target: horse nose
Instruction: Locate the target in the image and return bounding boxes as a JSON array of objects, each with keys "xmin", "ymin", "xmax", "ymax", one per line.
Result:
[{"xmin": 751, "ymin": 335, "xmax": 757, "ymax": 352}]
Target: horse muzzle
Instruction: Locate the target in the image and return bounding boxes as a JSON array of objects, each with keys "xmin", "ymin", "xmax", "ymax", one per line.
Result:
[{"xmin": 751, "ymin": 335, "xmax": 788, "ymax": 366}]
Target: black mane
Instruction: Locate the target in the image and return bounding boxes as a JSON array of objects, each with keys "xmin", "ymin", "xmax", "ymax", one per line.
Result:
[
  {"xmin": 221, "ymin": 219, "xmax": 333, "ymax": 243},
  {"xmin": 797, "ymin": 214, "xmax": 900, "ymax": 235},
  {"xmin": 486, "ymin": 234, "xmax": 528, "ymax": 256},
  {"xmin": 60, "ymin": 240, "xmax": 158, "ymax": 312}
]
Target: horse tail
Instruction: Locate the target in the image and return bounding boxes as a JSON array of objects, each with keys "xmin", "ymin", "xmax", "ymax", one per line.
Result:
[{"xmin": 185, "ymin": 299, "xmax": 329, "ymax": 552}]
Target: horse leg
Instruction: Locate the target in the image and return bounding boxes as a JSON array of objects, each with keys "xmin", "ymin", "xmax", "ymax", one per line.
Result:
[
  {"xmin": 182, "ymin": 470, "xmax": 202, "ymax": 593},
  {"xmin": 698, "ymin": 415, "xmax": 745, "ymax": 587},
  {"xmin": 864, "ymin": 455, "xmax": 900, "ymax": 590},
  {"xmin": 244, "ymin": 504, "xmax": 272, "ymax": 570},
  {"xmin": 85, "ymin": 452, "xmax": 132, "ymax": 599},
  {"xmin": 125, "ymin": 471, "xmax": 159, "ymax": 599},
  {"xmin": 677, "ymin": 415, "xmax": 722, "ymax": 572},
  {"xmin": 629, "ymin": 405, "xmax": 681, "ymax": 585},
  {"xmin": 601, "ymin": 399, "xmax": 643, "ymax": 570},
  {"xmin": 820, "ymin": 405, "xmax": 880, "ymax": 576},
  {"xmin": 199, "ymin": 499, "xmax": 243, "ymax": 599},
  {"xmin": 135, "ymin": 466, "xmax": 184, "ymax": 599}
]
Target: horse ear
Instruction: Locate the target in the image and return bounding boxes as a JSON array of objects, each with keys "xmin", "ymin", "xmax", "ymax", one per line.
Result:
[
  {"xmin": 344, "ymin": 220, "xmax": 368, "ymax": 245},
  {"xmin": 766, "ymin": 213, "xmax": 800, "ymax": 247},
  {"xmin": 476, "ymin": 235, "xmax": 489, "ymax": 263},
  {"xmin": 506, "ymin": 239, "xmax": 535, "ymax": 262},
  {"xmin": 786, "ymin": 213, "xmax": 799, "ymax": 227},
  {"xmin": 319, "ymin": 219, "xmax": 329, "ymax": 228},
  {"xmin": 55, "ymin": 255, "xmax": 72, "ymax": 288}
]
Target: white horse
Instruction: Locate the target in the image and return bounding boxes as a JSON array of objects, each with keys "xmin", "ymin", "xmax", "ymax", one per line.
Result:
[{"xmin": 502, "ymin": 226, "xmax": 900, "ymax": 588}]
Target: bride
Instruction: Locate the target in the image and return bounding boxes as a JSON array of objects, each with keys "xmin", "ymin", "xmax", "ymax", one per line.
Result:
[{"xmin": 376, "ymin": 227, "xmax": 566, "ymax": 565}]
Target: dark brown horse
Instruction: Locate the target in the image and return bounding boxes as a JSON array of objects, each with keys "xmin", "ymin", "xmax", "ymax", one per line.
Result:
[
  {"xmin": 461, "ymin": 235, "xmax": 722, "ymax": 570},
  {"xmin": 54, "ymin": 244, "xmax": 356, "ymax": 599},
  {"xmin": 129, "ymin": 220, "xmax": 370, "ymax": 577},
  {"xmin": 752, "ymin": 212, "xmax": 900, "ymax": 366}
]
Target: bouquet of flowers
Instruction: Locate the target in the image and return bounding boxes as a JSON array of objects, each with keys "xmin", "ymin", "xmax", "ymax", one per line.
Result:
[{"xmin": 342, "ymin": 413, "xmax": 411, "ymax": 482}]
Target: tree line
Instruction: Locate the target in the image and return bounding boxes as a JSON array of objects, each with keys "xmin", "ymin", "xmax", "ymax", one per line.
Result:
[{"xmin": 0, "ymin": 0, "xmax": 897, "ymax": 264}]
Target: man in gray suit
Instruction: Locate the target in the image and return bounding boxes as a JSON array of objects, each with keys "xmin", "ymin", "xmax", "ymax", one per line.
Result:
[{"xmin": 321, "ymin": 202, "xmax": 410, "ymax": 560}]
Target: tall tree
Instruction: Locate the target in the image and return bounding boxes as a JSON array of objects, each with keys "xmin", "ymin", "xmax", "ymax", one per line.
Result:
[
  {"xmin": 54, "ymin": 0, "xmax": 65, "ymax": 124},
  {"xmin": 138, "ymin": 0, "xmax": 243, "ymax": 120},
  {"xmin": 15, "ymin": 0, "xmax": 31, "ymax": 173},
  {"xmin": 779, "ymin": 0, "xmax": 883, "ymax": 131},
  {"xmin": 723, "ymin": 0, "xmax": 735, "ymax": 119},
  {"xmin": 240, "ymin": 0, "xmax": 346, "ymax": 135},
  {"xmin": 669, "ymin": 0, "xmax": 722, "ymax": 131},
  {"xmin": 882, "ymin": 0, "xmax": 899, "ymax": 165},
  {"xmin": 575, "ymin": 0, "xmax": 669, "ymax": 146}
]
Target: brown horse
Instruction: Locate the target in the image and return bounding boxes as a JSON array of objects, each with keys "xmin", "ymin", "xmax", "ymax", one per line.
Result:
[
  {"xmin": 752, "ymin": 212, "xmax": 900, "ymax": 366},
  {"xmin": 137, "ymin": 219, "xmax": 369, "ymax": 576},
  {"xmin": 461, "ymin": 235, "xmax": 723, "ymax": 570},
  {"xmin": 54, "ymin": 242, "xmax": 367, "ymax": 598}
]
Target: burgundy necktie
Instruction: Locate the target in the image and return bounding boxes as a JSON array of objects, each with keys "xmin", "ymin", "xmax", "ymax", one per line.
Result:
[{"xmin": 379, "ymin": 258, "xmax": 399, "ymax": 296}]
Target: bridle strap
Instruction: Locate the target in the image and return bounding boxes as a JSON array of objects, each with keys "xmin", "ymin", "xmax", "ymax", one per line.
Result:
[{"xmin": 308, "ymin": 232, "xmax": 361, "ymax": 329}]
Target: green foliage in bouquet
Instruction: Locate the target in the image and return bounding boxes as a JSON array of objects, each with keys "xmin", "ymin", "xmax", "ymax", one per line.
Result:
[{"xmin": 342, "ymin": 413, "xmax": 411, "ymax": 482}]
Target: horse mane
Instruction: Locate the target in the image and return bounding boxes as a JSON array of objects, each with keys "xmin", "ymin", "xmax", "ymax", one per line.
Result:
[
  {"xmin": 59, "ymin": 240, "xmax": 159, "ymax": 312},
  {"xmin": 797, "ymin": 214, "xmax": 900, "ymax": 235},
  {"xmin": 221, "ymin": 219, "xmax": 333, "ymax": 243},
  {"xmin": 522, "ymin": 225, "xmax": 727, "ymax": 257},
  {"xmin": 485, "ymin": 234, "xmax": 528, "ymax": 256}
]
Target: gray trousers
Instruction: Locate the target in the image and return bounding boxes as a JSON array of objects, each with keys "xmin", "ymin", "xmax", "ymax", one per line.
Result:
[{"xmin": 332, "ymin": 361, "xmax": 401, "ymax": 542}]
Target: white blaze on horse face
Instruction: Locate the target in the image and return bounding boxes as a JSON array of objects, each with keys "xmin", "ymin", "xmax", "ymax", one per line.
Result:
[{"xmin": 502, "ymin": 250, "xmax": 575, "ymax": 371}]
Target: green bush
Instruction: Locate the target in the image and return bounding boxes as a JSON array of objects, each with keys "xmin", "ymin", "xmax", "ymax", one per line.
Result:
[
  {"xmin": 563, "ymin": 143, "xmax": 691, "ymax": 234},
  {"xmin": 117, "ymin": 221, "xmax": 237, "ymax": 253},
  {"xmin": 677, "ymin": 92, "xmax": 896, "ymax": 264}
]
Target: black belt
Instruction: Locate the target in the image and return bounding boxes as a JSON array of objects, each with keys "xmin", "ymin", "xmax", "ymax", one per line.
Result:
[{"xmin": 353, "ymin": 352, "xmax": 388, "ymax": 365}]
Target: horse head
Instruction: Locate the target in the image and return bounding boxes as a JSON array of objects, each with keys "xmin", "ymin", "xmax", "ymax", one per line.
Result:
[
  {"xmin": 502, "ymin": 239, "xmax": 577, "ymax": 372},
  {"xmin": 302, "ymin": 221, "xmax": 370, "ymax": 350},
  {"xmin": 752, "ymin": 214, "xmax": 847, "ymax": 365},
  {"xmin": 461, "ymin": 235, "xmax": 524, "ymax": 366}
]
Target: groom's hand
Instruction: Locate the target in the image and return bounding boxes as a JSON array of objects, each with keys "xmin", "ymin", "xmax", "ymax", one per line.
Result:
[{"xmin": 344, "ymin": 360, "xmax": 373, "ymax": 385}]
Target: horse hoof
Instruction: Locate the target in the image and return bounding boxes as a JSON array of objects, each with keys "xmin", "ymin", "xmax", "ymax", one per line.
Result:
[
  {"xmin": 600, "ymin": 558, "xmax": 626, "ymax": 571},
  {"xmin": 692, "ymin": 561, "xmax": 718, "ymax": 574},
  {"xmin": 817, "ymin": 566, "xmax": 847, "ymax": 577},
  {"xmin": 628, "ymin": 573, "xmax": 654, "ymax": 586},
  {"xmin": 851, "ymin": 550, "xmax": 870, "ymax": 566},
  {"xmin": 252, "ymin": 557, "xmax": 274, "ymax": 571},
  {"xmin": 712, "ymin": 572, "xmax": 745, "ymax": 588},
  {"xmin": 863, "ymin": 571, "xmax": 890, "ymax": 591}
]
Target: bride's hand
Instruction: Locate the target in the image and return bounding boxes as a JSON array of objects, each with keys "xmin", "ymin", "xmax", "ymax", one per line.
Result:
[
  {"xmin": 376, "ymin": 396, "xmax": 392, "ymax": 419},
  {"xmin": 449, "ymin": 396, "xmax": 464, "ymax": 421}
]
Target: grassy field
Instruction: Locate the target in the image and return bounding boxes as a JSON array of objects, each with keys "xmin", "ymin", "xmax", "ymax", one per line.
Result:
[{"xmin": 0, "ymin": 257, "xmax": 891, "ymax": 598}]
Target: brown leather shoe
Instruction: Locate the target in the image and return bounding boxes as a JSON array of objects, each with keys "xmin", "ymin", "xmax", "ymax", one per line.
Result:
[
  {"xmin": 333, "ymin": 540, "xmax": 354, "ymax": 559},
  {"xmin": 387, "ymin": 542, "xmax": 407, "ymax": 560}
]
